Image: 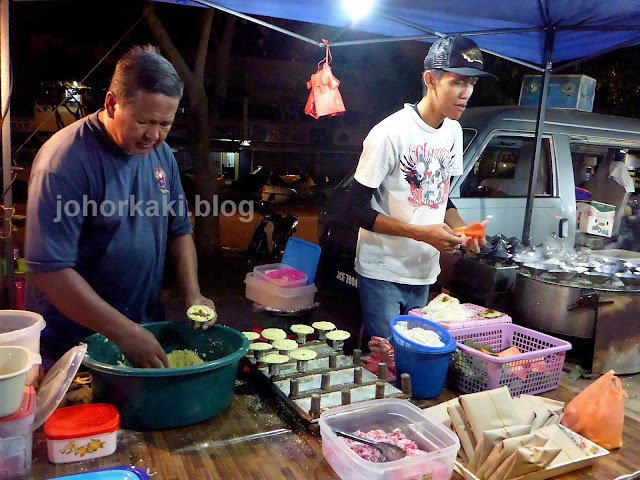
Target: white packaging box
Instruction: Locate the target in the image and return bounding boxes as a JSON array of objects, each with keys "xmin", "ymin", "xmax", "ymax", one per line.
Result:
[{"xmin": 576, "ymin": 200, "xmax": 615, "ymax": 237}]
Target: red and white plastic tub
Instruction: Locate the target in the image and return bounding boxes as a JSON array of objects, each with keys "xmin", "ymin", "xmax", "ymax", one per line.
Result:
[{"xmin": 44, "ymin": 403, "xmax": 119, "ymax": 464}]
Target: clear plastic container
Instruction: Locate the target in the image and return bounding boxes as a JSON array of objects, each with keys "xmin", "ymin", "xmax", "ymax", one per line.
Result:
[
  {"xmin": 0, "ymin": 346, "xmax": 41, "ymax": 417},
  {"xmin": 245, "ymin": 273, "xmax": 316, "ymax": 311},
  {"xmin": 0, "ymin": 310, "xmax": 45, "ymax": 386},
  {"xmin": 0, "ymin": 386, "xmax": 35, "ymax": 480},
  {"xmin": 319, "ymin": 398, "xmax": 459, "ymax": 480},
  {"xmin": 253, "ymin": 263, "xmax": 308, "ymax": 288}
]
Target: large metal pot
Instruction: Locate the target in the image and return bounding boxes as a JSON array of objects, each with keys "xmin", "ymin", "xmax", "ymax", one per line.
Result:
[{"xmin": 513, "ymin": 273, "xmax": 596, "ymax": 338}]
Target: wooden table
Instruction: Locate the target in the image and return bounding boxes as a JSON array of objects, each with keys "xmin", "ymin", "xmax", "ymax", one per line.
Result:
[{"xmin": 29, "ymin": 377, "xmax": 640, "ymax": 479}]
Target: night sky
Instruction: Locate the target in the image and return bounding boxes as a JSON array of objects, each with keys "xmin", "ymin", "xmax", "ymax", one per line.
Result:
[{"xmin": 9, "ymin": 1, "xmax": 640, "ymax": 122}]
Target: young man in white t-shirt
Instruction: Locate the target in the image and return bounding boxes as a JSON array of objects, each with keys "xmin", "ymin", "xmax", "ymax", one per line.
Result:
[{"xmin": 346, "ymin": 34, "xmax": 495, "ymax": 345}]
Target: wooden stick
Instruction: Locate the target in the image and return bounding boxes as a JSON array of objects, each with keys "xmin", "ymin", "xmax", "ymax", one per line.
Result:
[{"xmin": 401, "ymin": 373, "xmax": 412, "ymax": 398}]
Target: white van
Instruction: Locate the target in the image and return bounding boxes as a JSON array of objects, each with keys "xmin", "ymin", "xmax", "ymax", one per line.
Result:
[
  {"xmin": 317, "ymin": 106, "xmax": 640, "ymax": 297},
  {"xmin": 451, "ymin": 106, "xmax": 640, "ymax": 246}
]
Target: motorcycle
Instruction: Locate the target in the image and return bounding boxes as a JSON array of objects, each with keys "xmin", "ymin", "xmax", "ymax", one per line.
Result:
[{"xmin": 245, "ymin": 201, "xmax": 298, "ymax": 263}]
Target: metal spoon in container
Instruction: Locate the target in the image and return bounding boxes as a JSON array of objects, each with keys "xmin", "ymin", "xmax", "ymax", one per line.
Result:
[{"xmin": 333, "ymin": 429, "xmax": 406, "ymax": 462}]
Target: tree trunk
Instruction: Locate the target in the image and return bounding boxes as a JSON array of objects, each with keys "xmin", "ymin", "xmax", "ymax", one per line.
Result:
[
  {"xmin": 143, "ymin": 3, "xmax": 225, "ymax": 263},
  {"xmin": 189, "ymin": 80, "xmax": 220, "ymax": 261}
]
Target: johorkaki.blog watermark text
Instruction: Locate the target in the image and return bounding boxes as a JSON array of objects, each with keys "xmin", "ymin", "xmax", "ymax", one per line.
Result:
[{"xmin": 53, "ymin": 195, "xmax": 255, "ymax": 223}]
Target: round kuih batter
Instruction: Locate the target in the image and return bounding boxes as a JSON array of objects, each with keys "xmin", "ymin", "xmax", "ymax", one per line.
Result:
[
  {"xmin": 312, "ymin": 321, "xmax": 336, "ymax": 332},
  {"xmin": 249, "ymin": 342, "xmax": 273, "ymax": 352},
  {"xmin": 243, "ymin": 331, "xmax": 260, "ymax": 341},
  {"xmin": 273, "ymin": 339, "xmax": 299, "ymax": 352},
  {"xmin": 290, "ymin": 324, "xmax": 314, "ymax": 334},
  {"xmin": 261, "ymin": 328, "xmax": 287, "ymax": 341},
  {"xmin": 186, "ymin": 305, "xmax": 215, "ymax": 322},
  {"xmin": 289, "ymin": 349, "xmax": 317, "ymax": 361},
  {"xmin": 325, "ymin": 330, "xmax": 351, "ymax": 341},
  {"xmin": 261, "ymin": 353, "xmax": 290, "ymax": 364}
]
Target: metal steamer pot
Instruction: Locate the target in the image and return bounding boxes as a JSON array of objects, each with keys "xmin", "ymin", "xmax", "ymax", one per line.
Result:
[
  {"xmin": 514, "ymin": 273, "xmax": 597, "ymax": 339},
  {"xmin": 515, "ymin": 272, "xmax": 640, "ymax": 374}
]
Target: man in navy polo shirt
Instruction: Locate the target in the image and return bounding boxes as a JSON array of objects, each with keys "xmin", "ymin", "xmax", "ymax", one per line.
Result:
[{"xmin": 25, "ymin": 45, "xmax": 215, "ymax": 369}]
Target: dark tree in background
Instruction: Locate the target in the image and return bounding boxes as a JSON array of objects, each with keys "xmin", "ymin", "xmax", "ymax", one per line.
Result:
[{"xmin": 144, "ymin": 2, "xmax": 236, "ymax": 261}]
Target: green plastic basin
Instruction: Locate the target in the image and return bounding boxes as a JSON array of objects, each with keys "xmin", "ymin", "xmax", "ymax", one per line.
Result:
[{"xmin": 82, "ymin": 322, "xmax": 249, "ymax": 430}]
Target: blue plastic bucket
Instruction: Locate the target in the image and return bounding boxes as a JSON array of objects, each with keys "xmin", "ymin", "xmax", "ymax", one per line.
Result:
[
  {"xmin": 390, "ymin": 315, "xmax": 456, "ymax": 352},
  {"xmin": 391, "ymin": 337, "xmax": 456, "ymax": 399},
  {"xmin": 389, "ymin": 316, "xmax": 457, "ymax": 399}
]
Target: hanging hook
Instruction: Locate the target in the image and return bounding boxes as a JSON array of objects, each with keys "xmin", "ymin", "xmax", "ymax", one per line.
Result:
[{"xmin": 317, "ymin": 39, "xmax": 332, "ymax": 70}]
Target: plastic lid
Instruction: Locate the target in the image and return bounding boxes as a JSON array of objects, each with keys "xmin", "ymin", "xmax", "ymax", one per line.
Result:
[
  {"xmin": 48, "ymin": 466, "xmax": 150, "ymax": 479},
  {"xmin": 33, "ymin": 344, "xmax": 87, "ymax": 431},
  {"xmin": 44, "ymin": 403, "xmax": 119, "ymax": 440},
  {"xmin": 0, "ymin": 386, "xmax": 35, "ymax": 423}
]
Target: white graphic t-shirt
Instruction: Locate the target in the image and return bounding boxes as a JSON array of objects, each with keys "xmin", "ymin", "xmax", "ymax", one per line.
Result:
[{"xmin": 354, "ymin": 104, "xmax": 464, "ymax": 285}]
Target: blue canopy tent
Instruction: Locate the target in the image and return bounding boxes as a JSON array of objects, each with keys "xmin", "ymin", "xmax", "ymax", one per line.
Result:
[{"xmin": 157, "ymin": 0, "xmax": 640, "ymax": 243}]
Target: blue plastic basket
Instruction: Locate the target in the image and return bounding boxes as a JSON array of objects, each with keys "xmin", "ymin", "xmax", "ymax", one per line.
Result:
[
  {"xmin": 390, "ymin": 315, "xmax": 456, "ymax": 353},
  {"xmin": 282, "ymin": 237, "xmax": 321, "ymax": 285},
  {"xmin": 575, "ymin": 187, "xmax": 592, "ymax": 200}
]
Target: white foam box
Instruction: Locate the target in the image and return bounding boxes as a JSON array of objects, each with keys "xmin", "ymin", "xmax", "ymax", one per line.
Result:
[
  {"xmin": 576, "ymin": 200, "xmax": 615, "ymax": 237},
  {"xmin": 245, "ymin": 273, "xmax": 316, "ymax": 311}
]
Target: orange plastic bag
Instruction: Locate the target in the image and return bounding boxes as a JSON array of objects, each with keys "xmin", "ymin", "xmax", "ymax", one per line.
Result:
[
  {"xmin": 304, "ymin": 39, "xmax": 345, "ymax": 119},
  {"xmin": 560, "ymin": 370, "xmax": 627, "ymax": 449},
  {"xmin": 453, "ymin": 221, "xmax": 486, "ymax": 241}
]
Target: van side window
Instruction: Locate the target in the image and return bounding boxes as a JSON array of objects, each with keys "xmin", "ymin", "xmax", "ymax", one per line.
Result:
[
  {"xmin": 459, "ymin": 136, "xmax": 552, "ymax": 198},
  {"xmin": 570, "ymin": 144, "xmax": 626, "ymax": 189}
]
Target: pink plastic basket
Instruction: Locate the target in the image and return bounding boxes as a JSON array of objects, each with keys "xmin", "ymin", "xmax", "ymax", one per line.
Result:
[
  {"xmin": 446, "ymin": 324, "xmax": 572, "ymax": 397},
  {"xmin": 408, "ymin": 304, "xmax": 512, "ymax": 331}
]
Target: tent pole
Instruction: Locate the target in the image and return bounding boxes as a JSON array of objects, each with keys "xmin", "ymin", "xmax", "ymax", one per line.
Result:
[
  {"xmin": 190, "ymin": 0, "xmax": 322, "ymax": 46},
  {"xmin": 1, "ymin": 0, "xmax": 14, "ymax": 307},
  {"xmin": 522, "ymin": 29, "xmax": 554, "ymax": 245}
]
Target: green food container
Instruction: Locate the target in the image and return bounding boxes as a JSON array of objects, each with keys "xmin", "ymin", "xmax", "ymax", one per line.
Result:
[{"xmin": 82, "ymin": 322, "xmax": 249, "ymax": 430}]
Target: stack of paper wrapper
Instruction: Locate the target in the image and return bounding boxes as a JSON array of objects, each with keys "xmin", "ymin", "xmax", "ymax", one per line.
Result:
[{"xmin": 424, "ymin": 387, "xmax": 608, "ymax": 480}]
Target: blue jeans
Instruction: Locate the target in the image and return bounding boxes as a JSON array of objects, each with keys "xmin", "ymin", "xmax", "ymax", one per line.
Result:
[{"xmin": 356, "ymin": 273, "xmax": 430, "ymax": 346}]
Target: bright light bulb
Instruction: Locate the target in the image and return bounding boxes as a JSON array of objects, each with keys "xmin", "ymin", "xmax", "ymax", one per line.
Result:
[
  {"xmin": 343, "ymin": 0, "xmax": 374, "ymax": 21},
  {"xmin": 72, "ymin": 81, "xmax": 78, "ymax": 87}
]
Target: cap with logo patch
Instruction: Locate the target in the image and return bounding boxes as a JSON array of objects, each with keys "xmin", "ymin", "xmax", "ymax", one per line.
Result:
[{"xmin": 424, "ymin": 34, "xmax": 496, "ymax": 79}]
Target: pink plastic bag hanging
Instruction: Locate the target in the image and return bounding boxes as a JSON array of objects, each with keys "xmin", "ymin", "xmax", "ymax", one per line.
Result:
[{"xmin": 304, "ymin": 39, "xmax": 345, "ymax": 119}]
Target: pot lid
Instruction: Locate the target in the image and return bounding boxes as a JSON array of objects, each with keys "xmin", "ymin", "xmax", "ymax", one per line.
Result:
[{"xmin": 33, "ymin": 344, "xmax": 87, "ymax": 431}]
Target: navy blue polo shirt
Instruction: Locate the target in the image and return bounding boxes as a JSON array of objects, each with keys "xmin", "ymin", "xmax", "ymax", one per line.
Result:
[{"xmin": 24, "ymin": 111, "xmax": 192, "ymax": 360}]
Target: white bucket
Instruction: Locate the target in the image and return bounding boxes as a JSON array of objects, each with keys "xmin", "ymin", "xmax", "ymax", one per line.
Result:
[
  {"xmin": 0, "ymin": 311, "xmax": 45, "ymax": 386},
  {"xmin": 0, "ymin": 346, "xmax": 41, "ymax": 417}
]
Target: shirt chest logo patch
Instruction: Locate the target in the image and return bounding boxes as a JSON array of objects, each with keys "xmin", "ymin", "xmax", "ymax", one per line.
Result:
[{"xmin": 154, "ymin": 167, "xmax": 169, "ymax": 193}]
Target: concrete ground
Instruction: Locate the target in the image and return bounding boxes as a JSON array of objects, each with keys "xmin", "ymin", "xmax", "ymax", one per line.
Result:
[{"xmin": 163, "ymin": 246, "xmax": 640, "ymax": 424}]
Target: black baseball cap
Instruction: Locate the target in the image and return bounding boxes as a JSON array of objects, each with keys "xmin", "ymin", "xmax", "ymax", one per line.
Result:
[{"xmin": 424, "ymin": 34, "xmax": 496, "ymax": 79}]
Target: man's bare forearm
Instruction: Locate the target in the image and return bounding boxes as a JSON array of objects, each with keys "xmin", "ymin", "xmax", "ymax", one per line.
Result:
[
  {"xmin": 372, "ymin": 212, "xmax": 464, "ymax": 253},
  {"xmin": 372, "ymin": 213, "xmax": 420, "ymax": 240},
  {"xmin": 27, "ymin": 268, "xmax": 135, "ymax": 343}
]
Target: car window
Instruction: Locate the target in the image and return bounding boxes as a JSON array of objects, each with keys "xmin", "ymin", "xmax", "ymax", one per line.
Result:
[
  {"xmin": 463, "ymin": 128, "xmax": 477, "ymax": 154},
  {"xmin": 570, "ymin": 141, "xmax": 640, "ymax": 192},
  {"xmin": 459, "ymin": 135, "xmax": 552, "ymax": 198}
]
